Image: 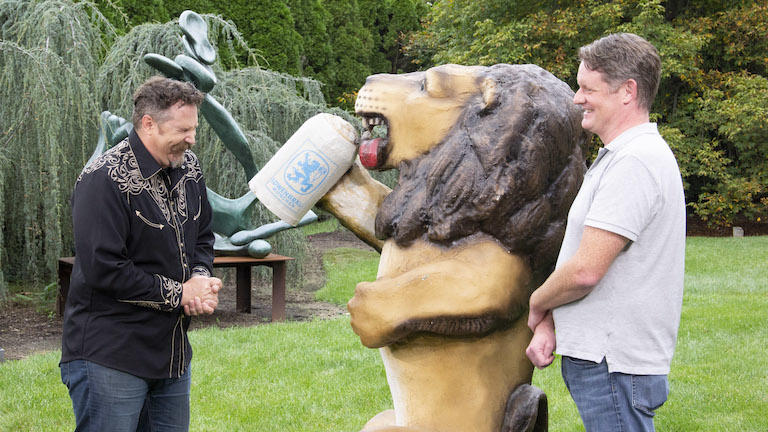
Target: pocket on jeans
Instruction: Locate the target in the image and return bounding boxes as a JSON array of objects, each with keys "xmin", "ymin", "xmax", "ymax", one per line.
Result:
[
  {"xmin": 60, "ymin": 362, "xmax": 69, "ymax": 387},
  {"xmin": 632, "ymin": 375, "xmax": 669, "ymax": 416},
  {"xmin": 566, "ymin": 356, "xmax": 600, "ymax": 366}
]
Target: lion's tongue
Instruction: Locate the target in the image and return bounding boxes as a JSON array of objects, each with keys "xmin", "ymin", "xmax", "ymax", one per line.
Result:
[{"xmin": 359, "ymin": 137, "xmax": 382, "ymax": 168}]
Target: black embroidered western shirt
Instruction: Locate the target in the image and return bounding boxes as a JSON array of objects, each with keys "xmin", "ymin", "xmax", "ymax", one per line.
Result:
[{"xmin": 61, "ymin": 130, "xmax": 214, "ymax": 379}]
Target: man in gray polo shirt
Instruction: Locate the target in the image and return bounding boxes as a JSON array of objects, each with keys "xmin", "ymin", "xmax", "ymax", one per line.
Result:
[{"xmin": 526, "ymin": 33, "xmax": 685, "ymax": 432}]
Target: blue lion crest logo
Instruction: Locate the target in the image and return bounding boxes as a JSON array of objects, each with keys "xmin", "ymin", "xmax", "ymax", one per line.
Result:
[{"xmin": 284, "ymin": 149, "xmax": 330, "ymax": 195}]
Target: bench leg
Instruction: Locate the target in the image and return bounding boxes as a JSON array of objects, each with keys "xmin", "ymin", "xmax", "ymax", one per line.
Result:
[
  {"xmin": 236, "ymin": 265, "xmax": 252, "ymax": 313},
  {"xmin": 271, "ymin": 262, "xmax": 286, "ymax": 322}
]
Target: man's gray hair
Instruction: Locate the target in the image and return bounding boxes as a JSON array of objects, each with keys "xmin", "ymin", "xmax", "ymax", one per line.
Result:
[
  {"xmin": 132, "ymin": 76, "xmax": 204, "ymax": 129},
  {"xmin": 578, "ymin": 33, "xmax": 661, "ymax": 112}
]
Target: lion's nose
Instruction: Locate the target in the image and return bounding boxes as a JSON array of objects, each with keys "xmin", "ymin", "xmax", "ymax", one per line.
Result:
[{"xmin": 355, "ymin": 87, "xmax": 385, "ymax": 114}]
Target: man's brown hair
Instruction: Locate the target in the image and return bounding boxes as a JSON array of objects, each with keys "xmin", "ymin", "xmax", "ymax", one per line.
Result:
[
  {"xmin": 578, "ymin": 33, "xmax": 661, "ymax": 112},
  {"xmin": 132, "ymin": 77, "xmax": 204, "ymax": 129}
]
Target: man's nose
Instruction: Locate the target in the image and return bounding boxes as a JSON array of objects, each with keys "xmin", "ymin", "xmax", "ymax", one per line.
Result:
[
  {"xmin": 573, "ymin": 89, "xmax": 585, "ymax": 105},
  {"xmin": 186, "ymin": 130, "xmax": 196, "ymax": 146}
]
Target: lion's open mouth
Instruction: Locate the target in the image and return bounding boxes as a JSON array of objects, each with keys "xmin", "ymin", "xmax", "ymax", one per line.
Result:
[{"xmin": 358, "ymin": 114, "xmax": 390, "ymax": 169}]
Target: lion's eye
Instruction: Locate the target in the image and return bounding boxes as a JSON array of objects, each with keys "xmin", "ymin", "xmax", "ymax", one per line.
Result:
[{"xmin": 419, "ymin": 79, "xmax": 426, "ymax": 92}]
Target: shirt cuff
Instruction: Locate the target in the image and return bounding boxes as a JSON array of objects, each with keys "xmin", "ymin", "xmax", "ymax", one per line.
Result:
[
  {"xmin": 157, "ymin": 274, "xmax": 183, "ymax": 311},
  {"xmin": 191, "ymin": 266, "xmax": 211, "ymax": 278},
  {"xmin": 117, "ymin": 274, "xmax": 182, "ymax": 312}
]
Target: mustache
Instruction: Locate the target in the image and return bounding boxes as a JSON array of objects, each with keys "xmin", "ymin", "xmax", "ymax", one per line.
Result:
[{"xmin": 171, "ymin": 142, "xmax": 192, "ymax": 152}]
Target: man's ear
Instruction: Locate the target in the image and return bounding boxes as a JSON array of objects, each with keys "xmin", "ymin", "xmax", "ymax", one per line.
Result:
[
  {"xmin": 140, "ymin": 114, "xmax": 155, "ymax": 133},
  {"xmin": 622, "ymin": 79, "xmax": 638, "ymax": 105}
]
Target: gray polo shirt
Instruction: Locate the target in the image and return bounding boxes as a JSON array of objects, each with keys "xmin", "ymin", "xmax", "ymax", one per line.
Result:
[{"xmin": 553, "ymin": 123, "xmax": 685, "ymax": 375}]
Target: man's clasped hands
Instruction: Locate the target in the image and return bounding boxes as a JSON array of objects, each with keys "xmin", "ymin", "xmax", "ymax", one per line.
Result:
[{"xmin": 181, "ymin": 275, "xmax": 222, "ymax": 316}]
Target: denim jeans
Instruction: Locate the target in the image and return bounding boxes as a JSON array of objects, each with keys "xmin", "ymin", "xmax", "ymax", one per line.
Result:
[
  {"xmin": 561, "ymin": 356, "xmax": 669, "ymax": 432},
  {"xmin": 60, "ymin": 360, "xmax": 190, "ymax": 432}
]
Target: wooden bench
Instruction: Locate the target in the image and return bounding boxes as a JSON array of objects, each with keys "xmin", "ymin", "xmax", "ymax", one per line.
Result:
[{"xmin": 57, "ymin": 254, "xmax": 294, "ymax": 322}]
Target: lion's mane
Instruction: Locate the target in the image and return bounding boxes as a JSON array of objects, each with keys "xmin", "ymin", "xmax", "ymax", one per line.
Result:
[{"xmin": 376, "ymin": 64, "xmax": 589, "ymax": 282}]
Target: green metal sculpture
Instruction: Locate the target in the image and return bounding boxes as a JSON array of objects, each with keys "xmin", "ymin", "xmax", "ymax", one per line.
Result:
[{"xmin": 89, "ymin": 11, "xmax": 317, "ymax": 258}]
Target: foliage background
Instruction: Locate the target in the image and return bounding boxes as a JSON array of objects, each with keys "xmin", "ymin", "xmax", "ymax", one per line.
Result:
[
  {"xmin": 0, "ymin": 0, "xmax": 396, "ymax": 297},
  {"xmin": 405, "ymin": 0, "xmax": 767, "ymax": 227},
  {"xmin": 0, "ymin": 0, "xmax": 766, "ymax": 298}
]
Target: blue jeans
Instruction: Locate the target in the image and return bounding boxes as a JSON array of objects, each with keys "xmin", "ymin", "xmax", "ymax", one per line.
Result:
[
  {"xmin": 60, "ymin": 360, "xmax": 190, "ymax": 432},
  {"xmin": 561, "ymin": 356, "xmax": 669, "ymax": 432}
]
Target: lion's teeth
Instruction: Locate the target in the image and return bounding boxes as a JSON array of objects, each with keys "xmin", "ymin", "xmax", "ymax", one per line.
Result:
[{"xmin": 362, "ymin": 115, "xmax": 386, "ymax": 131}]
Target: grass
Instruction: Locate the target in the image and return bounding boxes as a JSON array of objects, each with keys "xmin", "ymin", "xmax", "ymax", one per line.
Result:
[
  {"xmin": 314, "ymin": 248, "xmax": 380, "ymax": 305},
  {"xmin": 660, "ymin": 237, "xmax": 768, "ymax": 430},
  {"xmin": 0, "ymin": 320, "xmax": 391, "ymax": 432},
  {"xmin": 0, "ymin": 237, "xmax": 766, "ymax": 431},
  {"xmin": 187, "ymin": 320, "xmax": 391, "ymax": 431},
  {"xmin": 300, "ymin": 217, "xmax": 342, "ymax": 236}
]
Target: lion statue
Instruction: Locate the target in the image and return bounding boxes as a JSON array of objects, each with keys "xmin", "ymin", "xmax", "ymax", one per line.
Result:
[{"xmin": 318, "ymin": 63, "xmax": 589, "ymax": 432}]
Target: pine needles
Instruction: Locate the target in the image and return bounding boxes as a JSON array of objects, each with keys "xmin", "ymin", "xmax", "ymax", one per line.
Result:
[
  {"xmin": 0, "ymin": 1, "xmax": 349, "ymax": 296},
  {"xmin": 0, "ymin": 0, "xmax": 107, "ymax": 295}
]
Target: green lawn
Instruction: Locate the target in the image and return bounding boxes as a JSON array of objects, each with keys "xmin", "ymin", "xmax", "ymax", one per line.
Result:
[
  {"xmin": 300, "ymin": 217, "xmax": 342, "ymax": 236},
  {"xmin": 0, "ymin": 237, "xmax": 766, "ymax": 431},
  {"xmin": 314, "ymin": 247, "xmax": 381, "ymax": 306}
]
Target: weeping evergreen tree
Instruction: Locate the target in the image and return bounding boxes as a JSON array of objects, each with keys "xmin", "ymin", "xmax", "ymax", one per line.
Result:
[
  {"xmin": 0, "ymin": 0, "xmax": 110, "ymax": 297},
  {"xmin": 1, "ymin": 4, "xmax": 366, "ymax": 296}
]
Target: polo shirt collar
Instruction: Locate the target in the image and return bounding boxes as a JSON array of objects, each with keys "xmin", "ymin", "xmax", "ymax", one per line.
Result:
[
  {"xmin": 589, "ymin": 123, "xmax": 658, "ymax": 170},
  {"xmin": 605, "ymin": 122, "xmax": 658, "ymax": 153}
]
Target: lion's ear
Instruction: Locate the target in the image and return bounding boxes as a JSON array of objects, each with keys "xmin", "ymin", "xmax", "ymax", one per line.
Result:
[{"xmin": 481, "ymin": 78, "xmax": 498, "ymax": 112}]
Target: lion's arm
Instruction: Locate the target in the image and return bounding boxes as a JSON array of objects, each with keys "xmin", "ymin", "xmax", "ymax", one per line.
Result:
[
  {"xmin": 348, "ymin": 240, "xmax": 532, "ymax": 348},
  {"xmin": 318, "ymin": 158, "xmax": 391, "ymax": 252}
]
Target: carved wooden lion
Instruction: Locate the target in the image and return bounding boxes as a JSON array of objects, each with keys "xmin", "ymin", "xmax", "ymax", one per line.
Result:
[{"xmin": 319, "ymin": 64, "xmax": 589, "ymax": 432}]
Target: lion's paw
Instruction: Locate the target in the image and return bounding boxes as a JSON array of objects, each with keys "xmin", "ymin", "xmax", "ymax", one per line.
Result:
[{"xmin": 501, "ymin": 384, "xmax": 548, "ymax": 432}]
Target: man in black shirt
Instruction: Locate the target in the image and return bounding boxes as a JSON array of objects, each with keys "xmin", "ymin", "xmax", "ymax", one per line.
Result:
[{"xmin": 60, "ymin": 77, "xmax": 221, "ymax": 431}]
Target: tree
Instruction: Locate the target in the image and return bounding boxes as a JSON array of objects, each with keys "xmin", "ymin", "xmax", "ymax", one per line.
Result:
[
  {"xmin": 164, "ymin": 0, "xmax": 217, "ymax": 18},
  {"xmin": 358, "ymin": 0, "xmax": 428, "ymax": 74},
  {"xmin": 92, "ymin": 0, "xmax": 170, "ymax": 33},
  {"xmin": 217, "ymin": 0, "xmax": 303, "ymax": 74},
  {"xmin": 287, "ymin": 0, "xmax": 332, "ymax": 79},
  {"xmin": 321, "ymin": 0, "xmax": 374, "ymax": 109},
  {"xmin": 405, "ymin": 0, "xmax": 768, "ymax": 226},
  {"xmin": 0, "ymin": 0, "xmax": 109, "ymax": 296}
]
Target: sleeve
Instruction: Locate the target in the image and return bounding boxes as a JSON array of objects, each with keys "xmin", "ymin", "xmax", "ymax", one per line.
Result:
[
  {"xmin": 584, "ymin": 154, "xmax": 660, "ymax": 242},
  {"xmin": 72, "ymin": 171, "xmax": 183, "ymax": 312},
  {"xmin": 191, "ymin": 178, "xmax": 215, "ymax": 278}
]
